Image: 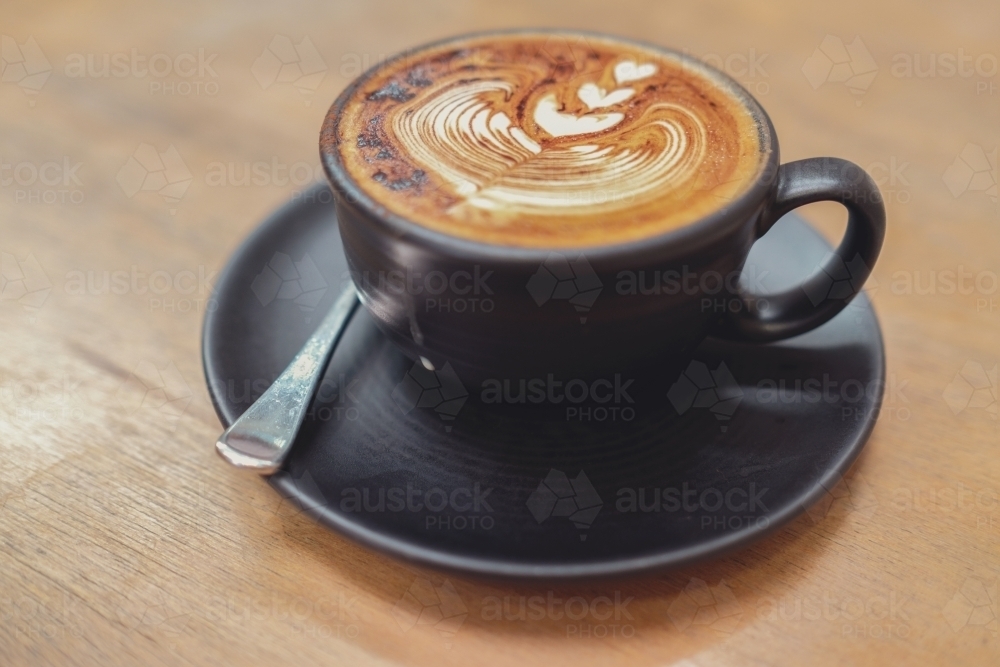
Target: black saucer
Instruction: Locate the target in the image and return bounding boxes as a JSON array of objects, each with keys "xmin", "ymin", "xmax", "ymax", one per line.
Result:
[{"xmin": 202, "ymin": 183, "xmax": 884, "ymax": 580}]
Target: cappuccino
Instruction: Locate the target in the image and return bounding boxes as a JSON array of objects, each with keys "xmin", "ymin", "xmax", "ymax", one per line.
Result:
[{"xmin": 330, "ymin": 32, "xmax": 767, "ymax": 248}]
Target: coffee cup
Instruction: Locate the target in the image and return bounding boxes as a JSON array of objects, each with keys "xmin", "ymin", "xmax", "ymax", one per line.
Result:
[{"xmin": 320, "ymin": 30, "xmax": 885, "ymax": 383}]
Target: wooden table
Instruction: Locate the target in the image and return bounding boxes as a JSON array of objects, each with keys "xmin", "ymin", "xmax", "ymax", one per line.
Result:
[{"xmin": 2, "ymin": 0, "xmax": 997, "ymax": 664}]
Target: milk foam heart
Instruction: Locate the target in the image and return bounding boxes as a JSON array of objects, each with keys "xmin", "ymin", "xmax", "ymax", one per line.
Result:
[
  {"xmin": 577, "ymin": 83, "xmax": 635, "ymax": 109},
  {"xmin": 614, "ymin": 60, "xmax": 657, "ymax": 84},
  {"xmin": 331, "ymin": 33, "xmax": 765, "ymax": 248},
  {"xmin": 534, "ymin": 93, "xmax": 625, "ymax": 137}
]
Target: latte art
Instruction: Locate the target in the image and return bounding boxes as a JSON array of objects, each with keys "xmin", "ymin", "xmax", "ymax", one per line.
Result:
[
  {"xmin": 329, "ymin": 34, "xmax": 766, "ymax": 247},
  {"xmin": 393, "ymin": 77, "xmax": 707, "ymax": 216}
]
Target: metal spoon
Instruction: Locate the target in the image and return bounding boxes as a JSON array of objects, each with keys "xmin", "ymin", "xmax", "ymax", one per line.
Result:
[{"xmin": 215, "ymin": 284, "xmax": 359, "ymax": 474}]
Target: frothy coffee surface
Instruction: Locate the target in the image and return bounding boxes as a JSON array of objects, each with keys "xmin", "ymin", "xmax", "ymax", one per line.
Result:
[{"xmin": 329, "ymin": 33, "xmax": 766, "ymax": 248}]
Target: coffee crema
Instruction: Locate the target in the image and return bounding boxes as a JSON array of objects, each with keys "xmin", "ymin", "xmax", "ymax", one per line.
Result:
[{"xmin": 328, "ymin": 33, "xmax": 767, "ymax": 248}]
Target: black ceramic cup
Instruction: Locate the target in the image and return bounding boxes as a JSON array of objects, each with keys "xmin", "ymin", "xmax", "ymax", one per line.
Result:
[{"xmin": 320, "ymin": 30, "xmax": 885, "ymax": 384}]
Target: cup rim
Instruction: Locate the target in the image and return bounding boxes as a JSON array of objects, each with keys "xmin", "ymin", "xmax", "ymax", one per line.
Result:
[{"xmin": 320, "ymin": 28, "xmax": 780, "ymax": 262}]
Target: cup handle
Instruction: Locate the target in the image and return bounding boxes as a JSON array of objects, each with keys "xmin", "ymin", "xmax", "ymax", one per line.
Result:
[{"xmin": 713, "ymin": 157, "xmax": 886, "ymax": 342}]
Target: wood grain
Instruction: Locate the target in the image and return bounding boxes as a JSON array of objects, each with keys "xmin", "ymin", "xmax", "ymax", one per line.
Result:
[{"xmin": 1, "ymin": 0, "xmax": 997, "ymax": 665}]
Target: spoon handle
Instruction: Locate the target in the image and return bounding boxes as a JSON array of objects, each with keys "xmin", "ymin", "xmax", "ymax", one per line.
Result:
[{"xmin": 215, "ymin": 284, "xmax": 359, "ymax": 474}]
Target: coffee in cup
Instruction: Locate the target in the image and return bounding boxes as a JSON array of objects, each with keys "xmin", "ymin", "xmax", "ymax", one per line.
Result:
[{"xmin": 334, "ymin": 33, "xmax": 765, "ymax": 248}]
